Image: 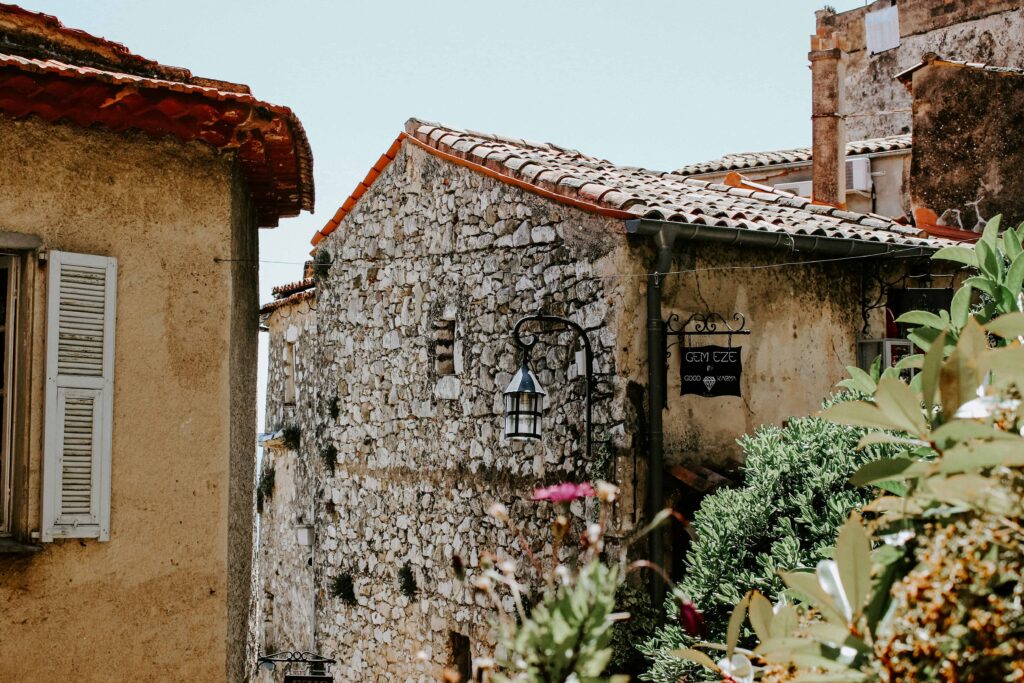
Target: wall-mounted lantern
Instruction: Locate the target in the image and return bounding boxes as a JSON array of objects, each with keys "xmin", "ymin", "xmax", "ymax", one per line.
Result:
[
  {"xmin": 503, "ymin": 361, "xmax": 546, "ymax": 441},
  {"xmin": 503, "ymin": 314, "xmax": 594, "ymax": 469}
]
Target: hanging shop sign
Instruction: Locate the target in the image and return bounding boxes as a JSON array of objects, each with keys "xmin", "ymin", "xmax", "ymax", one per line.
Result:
[
  {"xmin": 666, "ymin": 312, "xmax": 750, "ymax": 399},
  {"xmin": 681, "ymin": 345, "xmax": 742, "ymax": 397}
]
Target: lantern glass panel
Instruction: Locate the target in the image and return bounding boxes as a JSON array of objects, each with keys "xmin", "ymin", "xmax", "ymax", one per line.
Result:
[{"xmin": 503, "ymin": 391, "xmax": 542, "ymax": 441}]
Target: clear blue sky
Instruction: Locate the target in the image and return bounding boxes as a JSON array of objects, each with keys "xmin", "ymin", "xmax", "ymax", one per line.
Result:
[{"xmin": 19, "ymin": 0, "xmax": 867, "ymax": 429}]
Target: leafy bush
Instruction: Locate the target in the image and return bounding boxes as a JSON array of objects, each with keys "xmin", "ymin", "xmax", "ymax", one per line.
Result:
[
  {"xmin": 398, "ymin": 561, "xmax": 418, "ymax": 599},
  {"xmin": 609, "ymin": 583, "xmax": 658, "ymax": 676},
  {"xmin": 320, "ymin": 444, "xmax": 338, "ymax": 470},
  {"xmin": 256, "ymin": 468, "xmax": 275, "ymax": 514},
  {"xmin": 312, "ymin": 248, "xmax": 332, "ymax": 282},
  {"xmin": 670, "ymin": 216, "xmax": 1024, "ymax": 681},
  {"xmin": 281, "ymin": 425, "xmax": 301, "ymax": 451},
  {"xmin": 642, "ymin": 395, "xmax": 898, "ymax": 682}
]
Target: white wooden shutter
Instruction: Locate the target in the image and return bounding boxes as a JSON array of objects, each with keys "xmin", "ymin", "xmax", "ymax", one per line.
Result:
[{"xmin": 42, "ymin": 251, "xmax": 116, "ymax": 541}]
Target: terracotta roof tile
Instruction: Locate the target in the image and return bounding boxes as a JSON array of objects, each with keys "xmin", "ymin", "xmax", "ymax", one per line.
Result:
[
  {"xmin": 675, "ymin": 134, "xmax": 912, "ymax": 176},
  {"xmin": 271, "ymin": 278, "xmax": 315, "ymax": 297},
  {"xmin": 0, "ymin": 5, "xmax": 312, "ymax": 227},
  {"xmin": 312, "ymin": 118, "xmax": 956, "ymax": 250},
  {"xmin": 259, "ymin": 287, "xmax": 315, "ymax": 316}
]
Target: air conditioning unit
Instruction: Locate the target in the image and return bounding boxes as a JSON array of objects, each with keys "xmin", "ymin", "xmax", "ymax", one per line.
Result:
[
  {"xmin": 775, "ymin": 180, "xmax": 812, "ymax": 198},
  {"xmin": 846, "ymin": 157, "xmax": 872, "ymax": 193}
]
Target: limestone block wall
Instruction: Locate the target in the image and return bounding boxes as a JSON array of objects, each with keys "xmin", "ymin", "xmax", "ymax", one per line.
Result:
[{"xmin": 259, "ymin": 143, "xmax": 636, "ymax": 680}]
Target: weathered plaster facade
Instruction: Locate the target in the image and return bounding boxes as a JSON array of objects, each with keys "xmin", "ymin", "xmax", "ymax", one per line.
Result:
[
  {"xmin": 907, "ymin": 61, "xmax": 1024, "ymax": 227},
  {"xmin": 252, "ymin": 140, "xmax": 897, "ymax": 679},
  {"xmin": 817, "ymin": 0, "xmax": 1024, "ymax": 140},
  {"xmin": 0, "ymin": 115, "xmax": 259, "ymax": 681}
]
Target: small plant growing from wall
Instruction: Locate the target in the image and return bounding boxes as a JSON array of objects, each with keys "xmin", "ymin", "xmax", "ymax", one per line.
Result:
[
  {"xmin": 320, "ymin": 444, "xmax": 338, "ymax": 470},
  {"xmin": 312, "ymin": 248, "xmax": 332, "ymax": 283},
  {"xmin": 281, "ymin": 425, "xmax": 301, "ymax": 451},
  {"xmin": 329, "ymin": 573, "xmax": 357, "ymax": 606},
  {"xmin": 256, "ymin": 468, "xmax": 275, "ymax": 513},
  {"xmin": 328, "ymin": 394, "xmax": 340, "ymax": 420},
  {"xmin": 398, "ymin": 561, "xmax": 418, "ymax": 599}
]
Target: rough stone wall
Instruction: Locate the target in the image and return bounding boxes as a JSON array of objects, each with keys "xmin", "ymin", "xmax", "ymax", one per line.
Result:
[
  {"xmin": 909, "ymin": 64, "xmax": 1024, "ymax": 227},
  {"xmin": 252, "ymin": 139, "xmax": 935, "ymax": 679},
  {"xmin": 254, "ymin": 141, "xmax": 634, "ymax": 680},
  {"xmin": 248, "ymin": 296, "xmax": 319, "ymax": 681},
  {"xmin": 817, "ymin": 0, "xmax": 1024, "ymax": 140}
]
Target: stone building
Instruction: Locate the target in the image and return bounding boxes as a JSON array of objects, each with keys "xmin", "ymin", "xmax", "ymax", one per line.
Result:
[
  {"xmin": 252, "ymin": 116, "xmax": 953, "ymax": 680},
  {"xmin": 677, "ymin": 0, "xmax": 1024, "ymax": 220},
  {"xmin": 0, "ymin": 5, "xmax": 313, "ymax": 681}
]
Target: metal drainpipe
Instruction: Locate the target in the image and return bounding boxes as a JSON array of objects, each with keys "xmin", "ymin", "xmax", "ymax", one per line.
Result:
[{"xmin": 646, "ymin": 226, "xmax": 676, "ymax": 611}]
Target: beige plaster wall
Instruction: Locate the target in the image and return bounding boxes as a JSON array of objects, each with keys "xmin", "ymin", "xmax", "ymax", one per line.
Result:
[
  {"xmin": 613, "ymin": 239, "xmax": 878, "ymax": 470},
  {"xmin": 0, "ymin": 115, "xmax": 257, "ymax": 681}
]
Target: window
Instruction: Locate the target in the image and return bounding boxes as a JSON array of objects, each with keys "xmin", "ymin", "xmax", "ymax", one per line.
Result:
[
  {"xmin": 433, "ymin": 319, "xmax": 456, "ymax": 376},
  {"xmin": 0, "ymin": 256, "xmax": 17, "ymax": 535},
  {"xmin": 41, "ymin": 251, "xmax": 117, "ymax": 542},
  {"xmin": 284, "ymin": 324, "xmax": 299, "ymax": 404}
]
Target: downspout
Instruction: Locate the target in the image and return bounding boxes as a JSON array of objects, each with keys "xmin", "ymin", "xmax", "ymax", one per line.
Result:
[{"xmin": 645, "ymin": 226, "xmax": 676, "ymax": 610}]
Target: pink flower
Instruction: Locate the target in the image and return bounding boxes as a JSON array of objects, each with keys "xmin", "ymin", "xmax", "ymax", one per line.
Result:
[
  {"xmin": 678, "ymin": 598, "xmax": 704, "ymax": 637},
  {"xmin": 532, "ymin": 482, "xmax": 595, "ymax": 503}
]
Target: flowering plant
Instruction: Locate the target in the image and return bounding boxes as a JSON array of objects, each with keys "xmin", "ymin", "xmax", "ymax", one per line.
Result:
[{"xmin": 451, "ymin": 480, "xmax": 673, "ymax": 683}]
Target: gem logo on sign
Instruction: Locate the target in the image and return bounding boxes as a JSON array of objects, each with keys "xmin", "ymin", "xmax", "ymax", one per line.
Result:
[{"xmin": 703, "ymin": 376, "xmax": 716, "ymax": 391}]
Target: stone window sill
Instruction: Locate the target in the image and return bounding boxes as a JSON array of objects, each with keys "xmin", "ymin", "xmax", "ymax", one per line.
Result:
[{"xmin": 0, "ymin": 537, "xmax": 43, "ymax": 554}]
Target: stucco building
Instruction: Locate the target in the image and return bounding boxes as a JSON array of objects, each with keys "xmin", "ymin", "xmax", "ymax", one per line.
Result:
[
  {"xmin": 0, "ymin": 6, "xmax": 313, "ymax": 681},
  {"xmin": 252, "ymin": 115, "xmax": 955, "ymax": 680}
]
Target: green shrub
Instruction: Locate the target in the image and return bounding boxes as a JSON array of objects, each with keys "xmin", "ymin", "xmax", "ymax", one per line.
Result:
[
  {"xmin": 398, "ymin": 561, "xmax": 418, "ymax": 599},
  {"xmin": 609, "ymin": 582, "xmax": 658, "ymax": 676},
  {"xmin": 330, "ymin": 573, "xmax": 357, "ymax": 606},
  {"xmin": 281, "ymin": 425, "xmax": 301, "ymax": 451},
  {"xmin": 312, "ymin": 248, "xmax": 332, "ymax": 282},
  {"xmin": 320, "ymin": 444, "xmax": 338, "ymax": 470},
  {"xmin": 641, "ymin": 393, "xmax": 898, "ymax": 682},
  {"xmin": 256, "ymin": 468, "xmax": 275, "ymax": 514}
]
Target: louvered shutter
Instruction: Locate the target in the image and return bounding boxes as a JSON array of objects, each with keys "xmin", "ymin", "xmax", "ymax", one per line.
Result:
[{"xmin": 42, "ymin": 251, "xmax": 117, "ymax": 541}]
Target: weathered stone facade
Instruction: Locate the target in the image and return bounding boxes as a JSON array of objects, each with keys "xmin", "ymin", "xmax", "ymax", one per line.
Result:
[
  {"xmin": 250, "ymin": 137, "xmax": 909, "ymax": 679},
  {"xmin": 817, "ymin": 0, "xmax": 1024, "ymax": 140}
]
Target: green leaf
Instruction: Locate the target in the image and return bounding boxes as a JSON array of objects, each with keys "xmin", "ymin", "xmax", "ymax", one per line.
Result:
[
  {"xmin": 1004, "ymin": 227, "xmax": 1023, "ymax": 260},
  {"xmin": 780, "ymin": 571, "xmax": 846, "ymax": 626},
  {"xmin": 819, "ymin": 401, "xmax": 909, "ymax": 433},
  {"xmin": 667, "ymin": 648, "xmax": 720, "ymax": 672},
  {"xmin": 939, "ymin": 441, "xmax": 1024, "ymax": 474},
  {"xmin": 873, "ymin": 376, "xmax": 929, "ymax": 438},
  {"xmin": 964, "ymin": 276, "xmax": 997, "ymax": 297},
  {"xmin": 894, "ymin": 354, "xmax": 924, "ymax": 371},
  {"xmin": 1006, "ymin": 252, "xmax": 1024, "ymax": 296},
  {"xmin": 931, "ymin": 420, "xmax": 1017, "ymax": 447},
  {"xmin": 849, "ymin": 457, "xmax": 914, "ymax": 486},
  {"xmin": 894, "ymin": 310, "xmax": 946, "ymax": 329},
  {"xmin": 939, "ymin": 320, "xmax": 985, "ymax": 420},
  {"xmin": 986, "ymin": 312, "xmax": 1024, "ymax": 339},
  {"xmin": 725, "ymin": 593, "xmax": 750, "ymax": 659},
  {"xmin": 908, "ymin": 325, "xmax": 944, "ymax": 353},
  {"xmin": 837, "ymin": 366, "xmax": 877, "ymax": 395},
  {"xmin": 771, "ymin": 604, "xmax": 799, "ymax": 638},
  {"xmin": 976, "ymin": 239, "xmax": 1001, "ymax": 280},
  {"xmin": 748, "ymin": 591, "xmax": 774, "ymax": 642},
  {"xmin": 981, "ymin": 214, "xmax": 1002, "ymax": 246},
  {"xmin": 950, "ymin": 287, "xmax": 971, "ymax": 329},
  {"xmin": 835, "ymin": 514, "xmax": 871, "ymax": 620},
  {"xmin": 932, "ymin": 245, "xmax": 978, "ymax": 268}
]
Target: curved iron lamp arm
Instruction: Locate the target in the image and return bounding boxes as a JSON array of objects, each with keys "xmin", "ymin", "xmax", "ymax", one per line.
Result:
[{"xmin": 512, "ymin": 314, "xmax": 594, "ymax": 468}]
